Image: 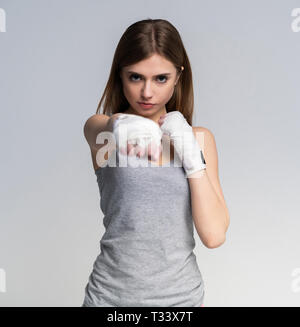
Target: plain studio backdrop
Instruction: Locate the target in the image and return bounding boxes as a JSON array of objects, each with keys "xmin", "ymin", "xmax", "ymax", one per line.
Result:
[{"xmin": 0, "ymin": 0, "xmax": 299, "ymax": 307}]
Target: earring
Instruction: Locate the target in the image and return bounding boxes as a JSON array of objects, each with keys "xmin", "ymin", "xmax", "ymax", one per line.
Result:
[{"xmin": 174, "ymin": 66, "xmax": 184, "ymax": 86}]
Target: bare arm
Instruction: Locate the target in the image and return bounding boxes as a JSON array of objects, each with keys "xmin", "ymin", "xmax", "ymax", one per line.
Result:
[{"xmin": 188, "ymin": 127, "xmax": 230, "ymax": 249}]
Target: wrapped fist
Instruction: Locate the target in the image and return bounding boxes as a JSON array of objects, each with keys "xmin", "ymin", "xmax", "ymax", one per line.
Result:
[{"xmin": 112, "ymin": 113, "xmax": 163, "ymax": 161}]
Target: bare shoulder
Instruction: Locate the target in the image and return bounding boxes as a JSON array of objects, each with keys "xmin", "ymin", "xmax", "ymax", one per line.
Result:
[
  {"xmin": 83, "ymin": 113, "xmax": 123, "ymax": 149},
  {"xmin": 83, "ymin": 114, "xmax": 110, "ymax": 140},
  {"xmin": 192, "ymin": 126, "xmax": 215, "ymax": 150},
  {"xmin": 192, "ymin": 126, "xmax": 217, "ymax": 168},
  {"xmin": 84, "ymin": 113, "xmax": 123, "ymax": 171}
]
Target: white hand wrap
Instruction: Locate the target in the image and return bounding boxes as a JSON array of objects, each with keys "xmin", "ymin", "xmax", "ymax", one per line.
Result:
[
  {"xmin": 112, "ymin": 113, "xmax": 163, "ymax": 159},
  {"xmin": 160, "ymin": 111, "xmax": 206, "ymax": 177}
]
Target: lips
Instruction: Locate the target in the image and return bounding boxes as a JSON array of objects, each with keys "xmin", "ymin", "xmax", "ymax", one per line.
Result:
[{"xmin": 138, "ymin": 102, "xmax": 155, "ymax": 105}]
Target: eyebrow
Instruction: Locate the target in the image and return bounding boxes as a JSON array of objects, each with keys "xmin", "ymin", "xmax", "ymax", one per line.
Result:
[{"xmin": 126, "ymin": 71, "xmax": 172, "ymax": 76}]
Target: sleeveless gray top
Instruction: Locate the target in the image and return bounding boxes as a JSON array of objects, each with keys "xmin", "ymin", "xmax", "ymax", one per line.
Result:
[{"xmin": 82, "ymin": 150, "xmax": 205, "ymax": 307}]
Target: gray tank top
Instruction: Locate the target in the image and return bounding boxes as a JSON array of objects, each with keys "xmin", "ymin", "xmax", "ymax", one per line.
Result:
[{"xmin": 82, "ymin": 149, "xmax": 205, "ymax": 307}]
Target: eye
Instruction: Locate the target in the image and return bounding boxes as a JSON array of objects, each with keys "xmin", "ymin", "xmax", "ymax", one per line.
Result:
[
  {"xmin": 128, "ymin": 74, "xmax": 169, "ymax": 83},
  {"xmin": 129, "ymin": 73, "xmax": 141, "ymax": 82},
  {"xmin": 157, "ymin": 75, "xmax": 168, "ymax": 83}
]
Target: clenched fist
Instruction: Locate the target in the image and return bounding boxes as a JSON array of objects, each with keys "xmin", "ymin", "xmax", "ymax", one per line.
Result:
[{"xmin": 112, "ymin": 113, "xmax": 163, "ymax": 161}]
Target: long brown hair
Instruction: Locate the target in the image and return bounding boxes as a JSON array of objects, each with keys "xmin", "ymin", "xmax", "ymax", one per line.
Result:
[{"xmin": 96, "ymin": 18, "xmax": 195, "ymax": 126}]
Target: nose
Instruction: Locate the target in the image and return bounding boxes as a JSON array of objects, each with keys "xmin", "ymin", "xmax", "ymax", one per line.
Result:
[{"xmin": 141, "ymin": 80, "xmax": 154, "ymax": 99}]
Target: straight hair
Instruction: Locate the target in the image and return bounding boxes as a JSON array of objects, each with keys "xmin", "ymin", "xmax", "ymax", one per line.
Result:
[{"xmin": 96, "ymin": 18, "xmax": 195, "ymax": 125}]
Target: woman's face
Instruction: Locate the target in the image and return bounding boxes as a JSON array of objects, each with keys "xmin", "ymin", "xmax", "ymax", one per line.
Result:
[{"xmin": 120, "ymin": 54, "xmax": 180, "ymax": 119}]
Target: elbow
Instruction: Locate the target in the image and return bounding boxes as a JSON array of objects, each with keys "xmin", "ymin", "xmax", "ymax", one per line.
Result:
[{"xmin": 204, "ymin": 234, "xmax": 226, "ymax": 249}]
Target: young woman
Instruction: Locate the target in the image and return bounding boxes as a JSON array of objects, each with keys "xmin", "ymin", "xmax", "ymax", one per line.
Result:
[{"xmin": 82, "ymin": 18, "xmax": 230, "ymax": 307}]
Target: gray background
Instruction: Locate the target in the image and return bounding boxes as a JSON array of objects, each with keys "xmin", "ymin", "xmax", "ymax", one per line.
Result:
[{"xmin": 0, "ymin": 0, "xmax": 300, "ymax": 307}]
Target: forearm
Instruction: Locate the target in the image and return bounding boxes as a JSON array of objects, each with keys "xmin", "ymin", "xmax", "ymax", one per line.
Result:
[{"xmin": 188, "ymin": 170, "xmax": 228, "ymax": 248}]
